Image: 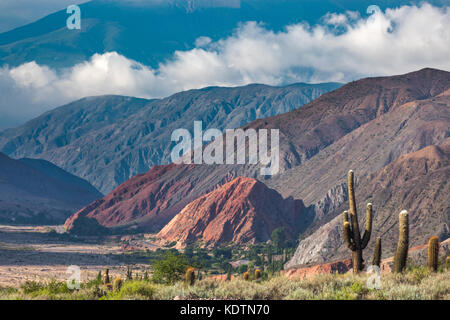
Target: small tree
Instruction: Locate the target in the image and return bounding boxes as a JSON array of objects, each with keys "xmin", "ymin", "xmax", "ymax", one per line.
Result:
[
  {"xmin": 96, "ymin": 271, "xmax": 102, "ymax": 284},
  {"xmin": 237, "ymin": 264, "xmax": 248, "ymax": 274},
  {"xmin": 152, "ymin": 251, "xmax": 188, "ymax": 284},
  {"xmin": 184, "ymin": 246, "xmax": 194, "ymax": 261},
  {"xmin": 271, "ymin": 227, "xmax": 286, "ymax": 253},
  {"xmin": 226, "ymin": 265, "xmax": 232, "ymax": 281}
]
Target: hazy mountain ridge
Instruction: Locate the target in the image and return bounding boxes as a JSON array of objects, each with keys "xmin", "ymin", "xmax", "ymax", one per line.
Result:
[
  {"xmin": 0, "ymin": 82, "xmax": 340, "ymax": 193},
  {"xmin": 0, "ymin": 152, "xmax": 102, "ymax": 224}
]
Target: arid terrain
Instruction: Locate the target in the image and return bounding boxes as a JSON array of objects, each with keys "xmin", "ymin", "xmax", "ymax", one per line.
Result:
[{"xmin": 0, "ymin": 225, "xmax": 157, "ymax": 288}]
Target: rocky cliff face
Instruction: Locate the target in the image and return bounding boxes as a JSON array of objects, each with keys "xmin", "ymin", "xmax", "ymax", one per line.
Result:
[{"xmin": 157, "ymin": 177, "xmax": 313, "ymax": 246}]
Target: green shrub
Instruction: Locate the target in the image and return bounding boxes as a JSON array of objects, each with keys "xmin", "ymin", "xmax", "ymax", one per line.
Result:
[
  {"xmin": 111, "ymin": 281, "xmax": 155, "ymax": 299},
  {"xmin": 20, "ymin": 279, "xmax": 71, "ymax": 298},
  {"xmin": 152, "ymin": 251, "xmax": 188, "ymax": 284}
]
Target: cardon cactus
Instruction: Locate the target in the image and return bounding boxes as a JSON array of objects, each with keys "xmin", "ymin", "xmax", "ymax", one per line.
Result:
[
  {"xmin": 342, "ymin": 170, "xmax": 373, "ymax": 274},
  {"xmin": 393, "ymin": 210, "xmax": 409, "ymax": 273},
  {"xmin": 254, "ymin": 269, "xmax": 261, "ymax": 280},
  {"xmin": 185, "ymin": 267, "xmax": 196, "ymax": 286},
  {"xmin": 126, "ymin": 266, "xmax": 133, "ymax": 280},
  {"xmin": 226, "ymin": 265, "xmax": 232, "ymax": 281},
  {"xmin": 427, "ymin": 236, "xmax": 439, "ymax": 272},
  {"xmin": 243, "ymin": 271, "xmax": 250, "ymax": 281},
  {"xmin": 372, "ymin": 237, "xmax": 382, "ymax": 267},
  {"xmin": 103, "ymin": 268, "xmax": 110, "ymax": 284},
  {"xmin": 113, "ymin": 278, "xmax": 123, "ymax": 291}
]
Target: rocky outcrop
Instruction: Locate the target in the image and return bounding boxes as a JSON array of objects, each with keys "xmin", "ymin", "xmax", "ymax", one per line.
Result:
[
  {"xmin": 311, "ymin": 183, "xmax": 347, "ymax": 221},
  {"xmin": 157, "ymin": 177, "xmax": 313, "ymax": 247},
  {"xmin": 283, "ymin": 259, "xmax": 353, "ymax": 279}
]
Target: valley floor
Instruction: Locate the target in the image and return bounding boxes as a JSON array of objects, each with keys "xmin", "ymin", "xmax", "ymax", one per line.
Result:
[
  {"xmin": 0, "ymin": 225, "xmax": 154, "ymax": 287},
  {"xmin": 0, "ymin": 225, "xmax": 449, "ymax": 300}
]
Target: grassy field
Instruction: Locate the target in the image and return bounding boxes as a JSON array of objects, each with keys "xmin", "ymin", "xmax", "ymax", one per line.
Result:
[{"xmin": 0, "ymin": 267, "xmax": 448, "ymax": 300}]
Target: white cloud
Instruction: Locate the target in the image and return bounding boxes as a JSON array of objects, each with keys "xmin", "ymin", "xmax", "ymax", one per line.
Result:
[{"xmin": 0, "ymin": 3, "xmax": 449, "ymax": 128}]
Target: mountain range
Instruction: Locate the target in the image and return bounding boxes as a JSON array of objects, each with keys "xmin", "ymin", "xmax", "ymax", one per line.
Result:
[
  {"xmin": 0, "ymin": 82, "xmax": 340, "ymax": 193},
  {"xmin": 63, "ymin": 68, "xmax": 450, "ymax": 259}
]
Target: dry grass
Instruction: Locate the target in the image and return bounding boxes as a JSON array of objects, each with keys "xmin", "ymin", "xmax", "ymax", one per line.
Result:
[{"xmin": 0, "ymin": 268, "xmax": 448, "ymax": 300}]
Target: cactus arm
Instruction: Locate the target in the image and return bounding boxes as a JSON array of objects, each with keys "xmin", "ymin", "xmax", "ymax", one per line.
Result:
[
  {"xmin": 343, "ymin": 221, "xmax": 356, "ymax": 251},
  {"xmin": 361, "ymin": 203, "xmax": 373, "ymax": 249},
  {"xmin": 343, "ymin": 211, "xmax": 356, "ymax": 250}
]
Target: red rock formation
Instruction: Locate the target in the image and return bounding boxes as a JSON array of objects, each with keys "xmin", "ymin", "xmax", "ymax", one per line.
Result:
[
  {"xmin": 65, "ymin": 163, "xmax": 206, "ymax": 231},
  {"xmin": 282, "ymin": 259, "xmax": 353, "ymax": 279},
  {"xmin": 157, "ymin": 177, "xmax": 312, "ymax": 246}
]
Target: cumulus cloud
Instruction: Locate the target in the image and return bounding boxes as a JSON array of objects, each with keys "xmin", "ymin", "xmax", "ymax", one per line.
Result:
[{"xmin": 0, "ymin": 3, "xmax": 449, "ymax": 128}]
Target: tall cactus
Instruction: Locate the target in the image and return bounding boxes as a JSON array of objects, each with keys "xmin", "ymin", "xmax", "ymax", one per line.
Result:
[
  {"xmin": 342, "ymin": 170, "xmax": 373, "ymax": 274},
  {"xmin": 185, "ymin": 267, "xmax": 196, "ymax": 286},
  {"xmin": 427, "ymin": 236, "xmax": 439, "ymax": 272},
  {"xmin": 103, "ymin": 268, "xmax": 110, "ymax": 284},
  {"xmin": 393, "ymin": 210, "xmax": 409, "ymax": 273},
  {"xmin": 126, "ymin": 266, "xmax": 133, "ymax": 280},
  {"xmin": 372, "ymin": 237, "xmax": 382, "ymax": 267}
]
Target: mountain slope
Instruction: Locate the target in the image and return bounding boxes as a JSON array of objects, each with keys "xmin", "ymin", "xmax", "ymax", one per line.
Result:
[
  {"xmin": 64, "ymin": 68, "xmax": 450, "ymax": 233},
  {"xmin": 0, "ymin": 82, "xmax": 340, "ymax": 193},
  {"xmin": 267, "ymin": 89, "xmax": 450, "ymax": 219},
  {"xmin": 0, "ymin": 153, "xmax": 102, "ymax": 224},
  {"xmin": 157, "ymin": 177, "xmax": 312, "ymax": 246},
  {"xmin": 285, "ymin": 140, "xmax": 450, "ymax": 268}
]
